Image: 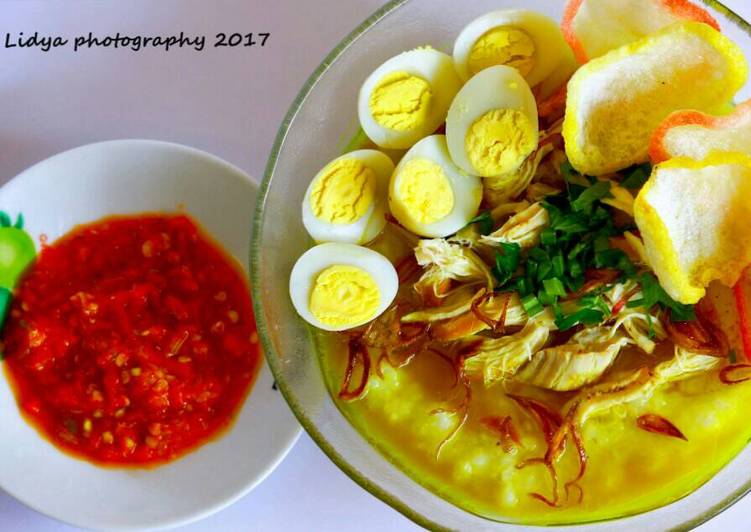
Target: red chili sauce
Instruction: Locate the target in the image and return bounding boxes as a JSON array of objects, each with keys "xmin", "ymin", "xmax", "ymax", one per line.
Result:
[{"xmin": 2, "ymin": 214, "xmax": 260, "ymax": 466}]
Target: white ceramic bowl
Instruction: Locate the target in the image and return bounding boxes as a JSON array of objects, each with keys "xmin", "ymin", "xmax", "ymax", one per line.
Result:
[{"xmin": 0, "ymin": 140, "xmax": 301, "ymax": 530}]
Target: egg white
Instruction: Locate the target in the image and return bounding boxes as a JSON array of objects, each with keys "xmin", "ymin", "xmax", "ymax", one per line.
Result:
[
  {"xmin": 446, "ymin": 65, "xmax": 539, "ymax": 177},
  {"xmin": 358, "ymin": 48, "xmax": 462, "ymax": 150},
  {"xmin": 453, "ymin": 9, "xmax": 568, "ymax": 87},
  {"xmin": 302, "ymin": 150, "xmax": 394, "ymax": 245},
  {"xmin": 289, "ymin": 243, "xmax": 399, "ymax": 332},
  {"xmin": 389, "ymin": 135, "xmax": 482, "ymax": 238}
]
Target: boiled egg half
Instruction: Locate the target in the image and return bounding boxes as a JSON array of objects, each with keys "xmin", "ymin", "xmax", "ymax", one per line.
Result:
[
  {"xmin": 358, "ymin": 47, "xmax": 462, "ymax": 150},
  {"xmin": 389, "ymin": 134, "xmax": 482, "ymax": 238},
  {"xmin": 289, "ymin": 243, "xmax": 398, "ymax": 331},
  {"xmin": 302, "ymin": 150, "xmax": 394, "ymax": 244},
  {"xmin": 453, "ymin": 9, "xmax": 568, "ymax": 87},
  {"xmin": 446, "ymin": 65, "xmax": 538, "ymax": 178}
]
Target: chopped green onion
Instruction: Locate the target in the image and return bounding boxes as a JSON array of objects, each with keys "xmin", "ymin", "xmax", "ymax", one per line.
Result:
[
  {"xmin": 538, "ymin": 289, "xmax": 556, "ymax": 306},
  {"xmin": 579, "ymin": 294, "xmax": 610, "ymax": 316},
  {"xmin": 468, "ymin": 210, "xmax": 494, "ymax": 235},
  {"xmin": 621, "ymin": 163, "xmax": 651, "ymax": 189},
  {"xmin": 567, "ymin": 241, "xmax": 589, "ymax": 260},
  {"xmin": 569, "ymin": 259, "xmax": 583, "ymax": 279},
  {"xmin": 543, "ymin": 278, "xmax": 567, "ymax": 298},
  {"xmin": 521, "ymin": 294, "xmax": 545, "ymax": 317},
  {"xmin": 515, "ymin": 277, "xmax": 532, "ymax": 297},
  {"xmin": 0, "ymin": 212, "xmax": 10, "ymax": 228},
  {"xmin": 595, "ymin": 248, "xmax": 626, "ymax": 269},
  {"xmin": 536, "ymin": 260, "xmax": 553, "ymax": 282},
  {"xmin": 555, "ymin": 308, "xmax": 605, "ymax": 331},
  {"xmin": 551, "ymin": 213, "xmax": 589, "ymax": 233},
  {"xmin": 594, "ymin": 235, "xmax": 610, "ymax": 252},
  {"xmin": 627, "ymin": 272, "xmax": 695, "ymax": 321},
  {"xmin": 492, "ymin": 243, "xmax": 521, "ymax": 286},
  {"xmin": 561, "ymin": 161, "xmax": 578, "ymax": 184},
  {"xmin": 552, "ymin": 252, "xmax": 565, "ymax": 278},
  {"xmin": 571, "ymin": 180, "xmax": 613, "ymax": 212},
  {"xmin": 540, "ymin": 228, "xmax": 557, "ymax": 246}
]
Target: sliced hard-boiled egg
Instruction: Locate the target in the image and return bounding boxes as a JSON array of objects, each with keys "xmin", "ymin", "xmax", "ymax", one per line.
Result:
[
  {"xmin": 446, "ymin": 65, "xmax": 538, "ymax": 178},
  {"xmin": 453, "ymin": 10, "xmax": 568, "ymax": 87},
  {"xmin": 289, "ymin": 243, "xmax": 398, "ymax": 331},
  {"xmin": 358, "ymin": 47, "xmax": 462, "ymax": 150},
  {"xmin": 302, "ymin": 150, "xmax": 394, "ymax": 245},
  {"xmin": 389, "ymin": 135, "xmax": 482, "ymax": 238},
  {"xmin": 634, "ymin": 152, "xmax": 751, "ymax": 305}
]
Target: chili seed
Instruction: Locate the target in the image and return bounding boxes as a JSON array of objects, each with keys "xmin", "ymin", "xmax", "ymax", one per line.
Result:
[
  {"xmin": 82, "ymin": 419, "xmax": 93, "ymax": 433},
  {"xmin": 130, "ymin": 367, "xmax": 142, "ymax": 377},
  {"xmin": 250, "ymin": 332, "xmax": 258, "ymax": 344},
  {"xmin": 102, "ymin": 431, "xmax": 114, "ymax": 444},
  {"xmin": 214, "ymin": 291, "xmax": 227, "ymax": 302},
  {"xmin": 142, "ymin": 241, "xmax": 153, "ymax": 257},
  {"xmin": 227, "ymin": 310, "xmax": 239, "ymax": 324},
  {"xmin": 29, "ymin": 329, "xmax": 46, "ymax": 348}
]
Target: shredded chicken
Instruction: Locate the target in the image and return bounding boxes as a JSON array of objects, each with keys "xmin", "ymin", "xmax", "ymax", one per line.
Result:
[
  {"xmin": 463, "ymin": 311, "xmax": 555, "ymax": 385},
  {"xmin": 402, "ymin": 286, "xmax": 483, "ymax": 323},
  {"xmin": 562, "ymin": 346, "xmax": 721, "ymax": 429},
  {"xmin": 415, "ymin": 239, "xmax": 494, "ymax": 290},
  {"xmin": 481, "ymin": 202, "xmax": 550, "ymax": 249},
  {"xmin": 515, "ymin": 327, "xmax": 631, "ymax": 391}
]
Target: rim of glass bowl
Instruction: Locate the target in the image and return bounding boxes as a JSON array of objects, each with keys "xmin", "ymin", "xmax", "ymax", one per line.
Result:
[{"xmin": 251, "ymin": 1, "xmax": 751, "ymax": 530}]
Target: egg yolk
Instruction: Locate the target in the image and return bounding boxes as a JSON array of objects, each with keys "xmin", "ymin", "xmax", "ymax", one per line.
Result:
[
  {"xmin": 310, "ymin": 159, "xmax": 376, "ymax": 224},
  {"xmin": 309, "ymin": 265, "xmax": 380, "ymax": 326},
  {"xmin": 465, "ymin": 109, "xmax": 536, "ymax": 176},
  {"xmin": 395, "ymin": 158, "xmax": 455, "ymax": 224},
  {"xmin": 369, "ymin": 71, "xmax": 433, "ymax": 132},
  {"xmin": 468, "ymin": 26, "xmax": 536, "ymax": 78}
]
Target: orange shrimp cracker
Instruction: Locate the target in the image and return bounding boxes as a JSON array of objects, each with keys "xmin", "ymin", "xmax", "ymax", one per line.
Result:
[
  {"xmin": 561, "ymin": 0, "xmax": 720, "ymax": 63},
  {"xmin": 563, "ymin": 21, "xmax": 747, "ymax": 175},
  {"xmin": 634, "ymin": 153, "xmax": 751, "ymax": 304},
  {"xmin": 650, "ymin": 100, "xmax": 751, "ymax": 163}
]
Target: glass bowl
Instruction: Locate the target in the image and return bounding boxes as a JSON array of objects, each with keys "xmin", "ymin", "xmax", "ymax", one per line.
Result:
[{"xmin": 252, "ymin": 1, "xmax": 751, "ymax": 529}]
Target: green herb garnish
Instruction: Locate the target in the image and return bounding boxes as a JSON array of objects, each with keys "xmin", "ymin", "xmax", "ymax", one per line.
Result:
[
  {"xmin": 626, "ymin": 272, "xmax": 695, "ymax": 321},
  {"xmin": 521, "ymin": 294, "xmax": 544, "ymax": 317},
  {"xmin": 620, "ymin": 163, "xmax": 652, "ymax": 190},
  {"xmin": 492, "ymin": 243, "xmax": 521, "ymax": 286},
  {"xmin": 500, "ymin": 160, "xmax": 695, "ymax": 326},
  {"xmin": 467, "ymin": 210, "xmax": 495, "ymax": 235}
]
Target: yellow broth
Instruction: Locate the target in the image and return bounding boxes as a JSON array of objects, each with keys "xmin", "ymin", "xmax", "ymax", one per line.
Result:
[{"xmin": 316, "ymin": 324, "xmax": 751, "ymax": 525}]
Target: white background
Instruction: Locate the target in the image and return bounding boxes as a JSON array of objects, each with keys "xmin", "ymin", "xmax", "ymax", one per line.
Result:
[{"xmin": 0, "ymin": 1, "xmax": 749, "ymax": 530}]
